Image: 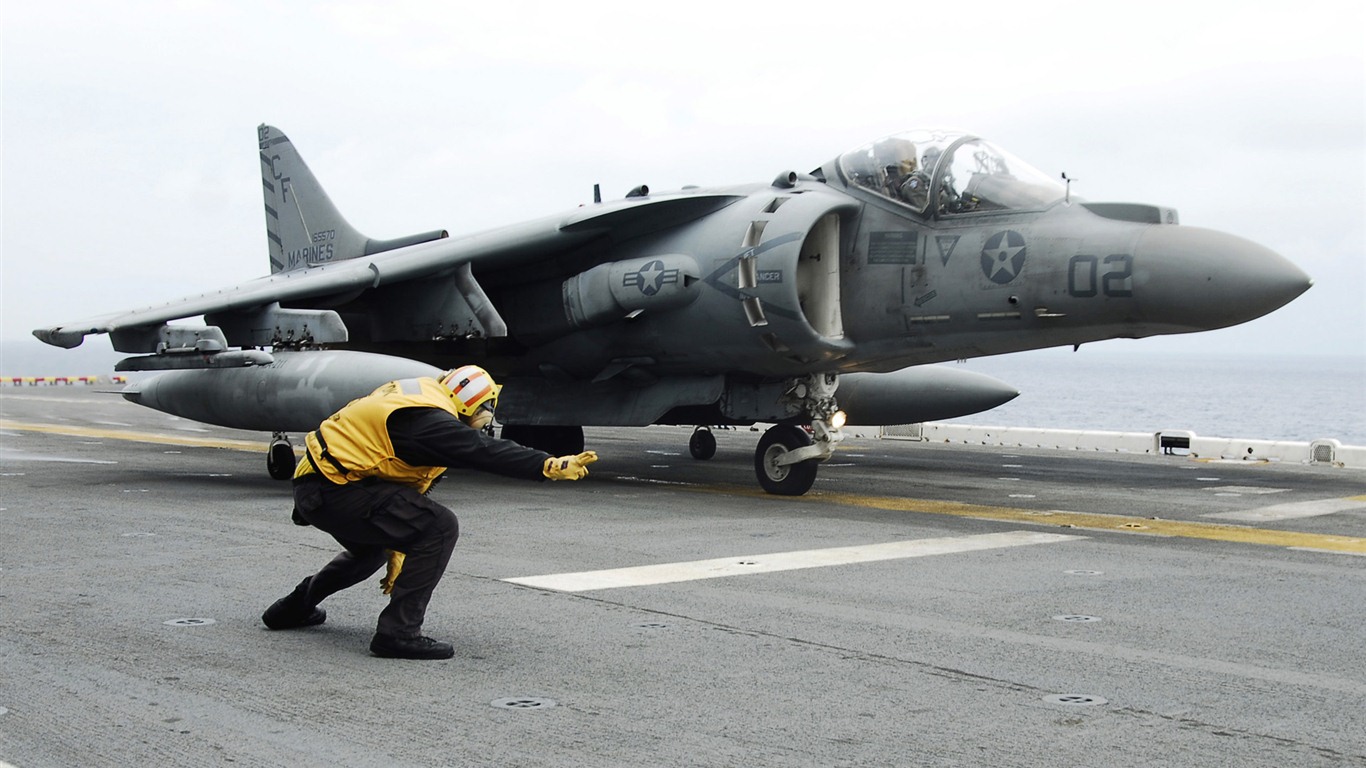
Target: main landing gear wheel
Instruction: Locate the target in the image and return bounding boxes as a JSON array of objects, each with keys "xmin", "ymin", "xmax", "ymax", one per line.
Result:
[
  {"xmin": 689, "ymin": 427, "xmax": 717, "ymax": 460},
  {"xmin": 754, "ymin": 424, "xmax": 818, "ymax": 496},
  {"xmin": 267, "ymin": 434, "xmax": 297, "ymax": 481}
]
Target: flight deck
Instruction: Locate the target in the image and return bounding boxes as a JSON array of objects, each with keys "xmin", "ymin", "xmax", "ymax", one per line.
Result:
[{"xmin": 1, "ymin": 388, "xmax": 1363, "ymax": 766}]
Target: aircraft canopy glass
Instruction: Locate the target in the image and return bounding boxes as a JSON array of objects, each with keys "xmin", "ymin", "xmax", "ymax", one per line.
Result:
[{"xmin": 836, "ymin": 130, "xmax": 1066, "ymax": 216}]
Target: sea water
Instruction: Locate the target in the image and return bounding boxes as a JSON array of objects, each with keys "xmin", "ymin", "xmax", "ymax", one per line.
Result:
[{"xmin": 950, "ymin": 349, "xmax": 1366, "ymax": 446}]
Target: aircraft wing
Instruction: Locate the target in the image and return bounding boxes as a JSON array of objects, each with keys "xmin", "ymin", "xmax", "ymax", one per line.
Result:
[{"xmin": 34, "ymin": 192, "xmax": 743, "ymax": 350}]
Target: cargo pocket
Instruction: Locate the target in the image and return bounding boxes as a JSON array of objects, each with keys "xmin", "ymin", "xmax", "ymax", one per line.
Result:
[
  {"xmin": 292, "ymin": 478, "xmax": 325, "ymax": 526},
  {"xmin": 365, "ymin": 484, "xmax": 437, "ymax": 542}
]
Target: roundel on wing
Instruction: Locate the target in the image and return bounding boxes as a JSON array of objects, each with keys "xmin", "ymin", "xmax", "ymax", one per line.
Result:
[{"xmin": 980, "ymin": 230, "xmax": 1027, "ymax": 285}]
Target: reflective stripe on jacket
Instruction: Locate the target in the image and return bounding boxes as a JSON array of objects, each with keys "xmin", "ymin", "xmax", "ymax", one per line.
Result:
[{"xmin": 304, "ymin": 377, "xmax": 464, "ymax": 492}]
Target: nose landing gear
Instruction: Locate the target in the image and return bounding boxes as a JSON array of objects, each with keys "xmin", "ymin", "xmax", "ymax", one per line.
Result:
[
  {"xmin": 754, "ymin": 423, "xmax": 817, "ymax": 494},
  {"xmin": 753, "ymin": 373, "xmax": 844, "ymax": 496}
]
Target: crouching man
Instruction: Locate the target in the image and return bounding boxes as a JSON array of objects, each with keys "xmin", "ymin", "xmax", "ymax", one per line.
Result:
[{"xmin": 262, "ymin": 365, "xmax": 595, "ymax": 659}]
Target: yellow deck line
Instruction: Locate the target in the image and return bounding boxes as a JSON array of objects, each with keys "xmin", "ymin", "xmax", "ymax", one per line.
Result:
[
  {"xmin": 7, "ymin": 418, "xmax": 1363, "ymax": 554},
  {"xmin": 688, "ymin": 485, "xmax": 1366, "ymax": 555},
  {"xmin": 0, "ymin": 419, "xmax": 274, "ymax": 452}
]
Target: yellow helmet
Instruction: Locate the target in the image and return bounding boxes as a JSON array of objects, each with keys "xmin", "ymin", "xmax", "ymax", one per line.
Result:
[{"xmin": 439, "ymin": 365, "xmax": 502, "ymax": 417}]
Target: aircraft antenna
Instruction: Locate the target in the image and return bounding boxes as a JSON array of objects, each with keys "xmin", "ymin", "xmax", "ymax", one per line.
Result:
[
  {"xmin": 1061, "ymin": 172, "xmax": 1076, "ymax": 205},
  {"xmin": 593, "ymin": 184, "xmax": 602, "ymax": 204}
]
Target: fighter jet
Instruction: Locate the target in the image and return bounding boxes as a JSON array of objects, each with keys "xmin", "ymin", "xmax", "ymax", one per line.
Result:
[{"xmin": 34, "ymin": 126, "xmax": 1311, "ymax": 494}]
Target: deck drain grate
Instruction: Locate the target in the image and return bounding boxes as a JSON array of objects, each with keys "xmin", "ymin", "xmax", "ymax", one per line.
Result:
[
  {"xmin": 1053, "ymin": 615, "xmax": 1103, "ymax": 623},
  {"xmin": 163, "ymin": 618, "xmax": 216, "ymax": 627},
  {"xmin": 1063, "ymin": 570, "xmax": 1103, "ymax": 576},
  {"xmin": 633, "ymin": 622, "xmax": 672, "ymax": 630},
  {"xmin": 1043, "ymin": 694, "xmax": 1107, "ymax": 707},
  {"xmin": 491, "ymin": 697, "xmax": 557, "ymax": 710}
]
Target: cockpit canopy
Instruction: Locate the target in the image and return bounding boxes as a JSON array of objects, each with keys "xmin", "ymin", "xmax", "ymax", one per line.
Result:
[{"xmin": 834, "ymin": 130, "xmax": 1066, "ymax": 217}]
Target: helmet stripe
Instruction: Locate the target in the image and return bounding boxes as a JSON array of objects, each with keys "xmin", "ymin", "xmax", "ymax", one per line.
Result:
[{"xmin": 456, "ymin": 380, "xmax": 491, "ymax": 405}]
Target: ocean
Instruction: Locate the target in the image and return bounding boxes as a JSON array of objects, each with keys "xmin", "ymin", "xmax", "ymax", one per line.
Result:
[
  {"xmin": 2, "ymin": 339, "xmax": 1363, "ymax": 446},
  {"xmin": 951, "ymin": 348, "xmax": 1366, "ymax": 446}
]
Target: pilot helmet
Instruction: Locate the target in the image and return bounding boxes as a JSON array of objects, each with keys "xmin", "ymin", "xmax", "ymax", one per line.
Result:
[
  {"xmin": 874, "ymin": 138, "xmax": 918, "ymax": 176},
  {"xmin": 439, "ymin": 365, "xmax": 502, "ymax": 424}
]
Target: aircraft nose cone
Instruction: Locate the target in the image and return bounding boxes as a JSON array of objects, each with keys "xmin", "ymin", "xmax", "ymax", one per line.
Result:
[{"xmin": 1134, "ymin": 226, "xmax": 1311, "ymax": 331}]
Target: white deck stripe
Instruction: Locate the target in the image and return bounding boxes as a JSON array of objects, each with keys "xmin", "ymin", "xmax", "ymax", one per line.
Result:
[
  {"xmin": 1203, "ymin": 497, "xmax": 1366, "ymax": 522},
  {"xmin": 503, "ymin": 531, "xmax": 1084, "ymax": 592}
]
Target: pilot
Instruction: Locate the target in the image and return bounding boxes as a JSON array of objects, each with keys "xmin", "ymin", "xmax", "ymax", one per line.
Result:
[
  {"xmin": 896, "ymin": 169, "xmax": 930, "ymax": 210},
  {"xmin": 873, "ymin": 138, "xmax": 918, "ymax": 198},
  {"xmin": 873, "ymin": 138, "xmax": 934, "ymax": 210},
  {"xmin": 261, "ymin": 365, "xmax": 597, "ymax": 660}
]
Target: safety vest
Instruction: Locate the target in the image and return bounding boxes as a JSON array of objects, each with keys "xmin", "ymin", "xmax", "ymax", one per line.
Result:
[{"xmin": 304, "ymin": 377, "xmax": 465, "ymax": 493}]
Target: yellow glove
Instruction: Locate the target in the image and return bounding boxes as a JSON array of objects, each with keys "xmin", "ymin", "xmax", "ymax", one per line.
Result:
[
  {"xmin": 380, "ymin": 550, "xmax": 406, "ymax": 594},
  {"xmin": 543, "ymin": 450, "xmax": 598, "ymax": 481}
]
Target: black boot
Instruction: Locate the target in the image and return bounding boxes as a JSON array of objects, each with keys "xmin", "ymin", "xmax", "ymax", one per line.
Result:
[
  {"xmin": 262, "ymin": 578, "xmax": 326, "ymax": 630},
  {"xmin": 369, "ymin": 633, "xmax": 454, "ymax": 660}
]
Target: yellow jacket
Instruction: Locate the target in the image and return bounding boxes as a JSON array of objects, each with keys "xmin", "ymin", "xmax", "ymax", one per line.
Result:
[{"xmin": 303, "ymin": 378, "xmax": 464, "ymax": 493}]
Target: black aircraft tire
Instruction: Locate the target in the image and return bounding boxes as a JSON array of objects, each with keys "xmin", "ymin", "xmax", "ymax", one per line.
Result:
[
  {"xmin": 754, "ymin": 424, "xmax": 817, "ymax": 496},
  {"xmin": 267, "ymin": 441, "xmax": 297, "ymax": 481},
  {"xmin": 689, "ymin": 428, "xmax": 717, "ymax": 460}
]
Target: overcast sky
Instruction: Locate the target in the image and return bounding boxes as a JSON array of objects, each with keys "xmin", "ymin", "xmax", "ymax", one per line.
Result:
[{"xmin": 3, "ymin": 0, "xmax": 1363, "ymax": 369}]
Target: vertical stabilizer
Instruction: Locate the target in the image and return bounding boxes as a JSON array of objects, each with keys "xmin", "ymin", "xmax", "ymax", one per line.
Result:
[
  {"xmin": 258, "ymin": 125, "xmax": 372, "ymax": 273},
  {"xmin": 258, "ymin": 125, "xmax": 449, "ymax": 273}
]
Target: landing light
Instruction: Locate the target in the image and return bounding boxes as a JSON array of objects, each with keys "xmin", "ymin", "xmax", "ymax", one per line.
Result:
[{"xmin": 830, "ymin": 410, "xmax": 847, "ymax": 430}]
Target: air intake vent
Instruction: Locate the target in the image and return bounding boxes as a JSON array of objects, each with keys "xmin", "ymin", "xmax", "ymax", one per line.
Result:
[{"xmin": 1311, "ymin": 441, "xmax": 1336, "ymax": 464}]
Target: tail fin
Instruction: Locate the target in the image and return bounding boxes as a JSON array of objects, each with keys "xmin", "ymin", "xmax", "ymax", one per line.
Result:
[{"xmin": 257, "ymin": 125, "xmax": 447, "ymax": 273}]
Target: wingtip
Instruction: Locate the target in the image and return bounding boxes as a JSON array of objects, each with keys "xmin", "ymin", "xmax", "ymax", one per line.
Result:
[{"xmin": 32, "ymin": 327, "xmax": 86, "ymax": 349}]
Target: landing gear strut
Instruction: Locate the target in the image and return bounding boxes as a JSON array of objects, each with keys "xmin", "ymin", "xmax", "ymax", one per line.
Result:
[
  {"xmin": 752, "ymin": 373, "xmax": 844, "ymax": 496},
  {"xmin": 267, "ymin": 432, "xmax": 297, "ymax": 480}
]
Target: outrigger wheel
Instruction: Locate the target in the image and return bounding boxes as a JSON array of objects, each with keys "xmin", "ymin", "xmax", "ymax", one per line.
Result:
[
  {"xmin": 754, "ymin": 424, "xmax": 819, "ymax": 496},
  {"xmin": 267, "ymin": 433, "xmax": 297, "ymax": 481},
  {"xmin": 689, "ymin": 427, "xmax": 717, "ymax": 460}
]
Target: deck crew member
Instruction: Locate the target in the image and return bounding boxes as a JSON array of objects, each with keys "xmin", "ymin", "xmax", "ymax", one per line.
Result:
[{"xmin": 262, "ymin": 365, "xmax": 596, "ymax": 660}]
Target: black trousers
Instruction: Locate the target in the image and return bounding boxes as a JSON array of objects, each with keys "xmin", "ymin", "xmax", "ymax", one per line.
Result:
[{"xmin": 292, "ymin": 475, "xmax": 460, "ymax": 638}]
